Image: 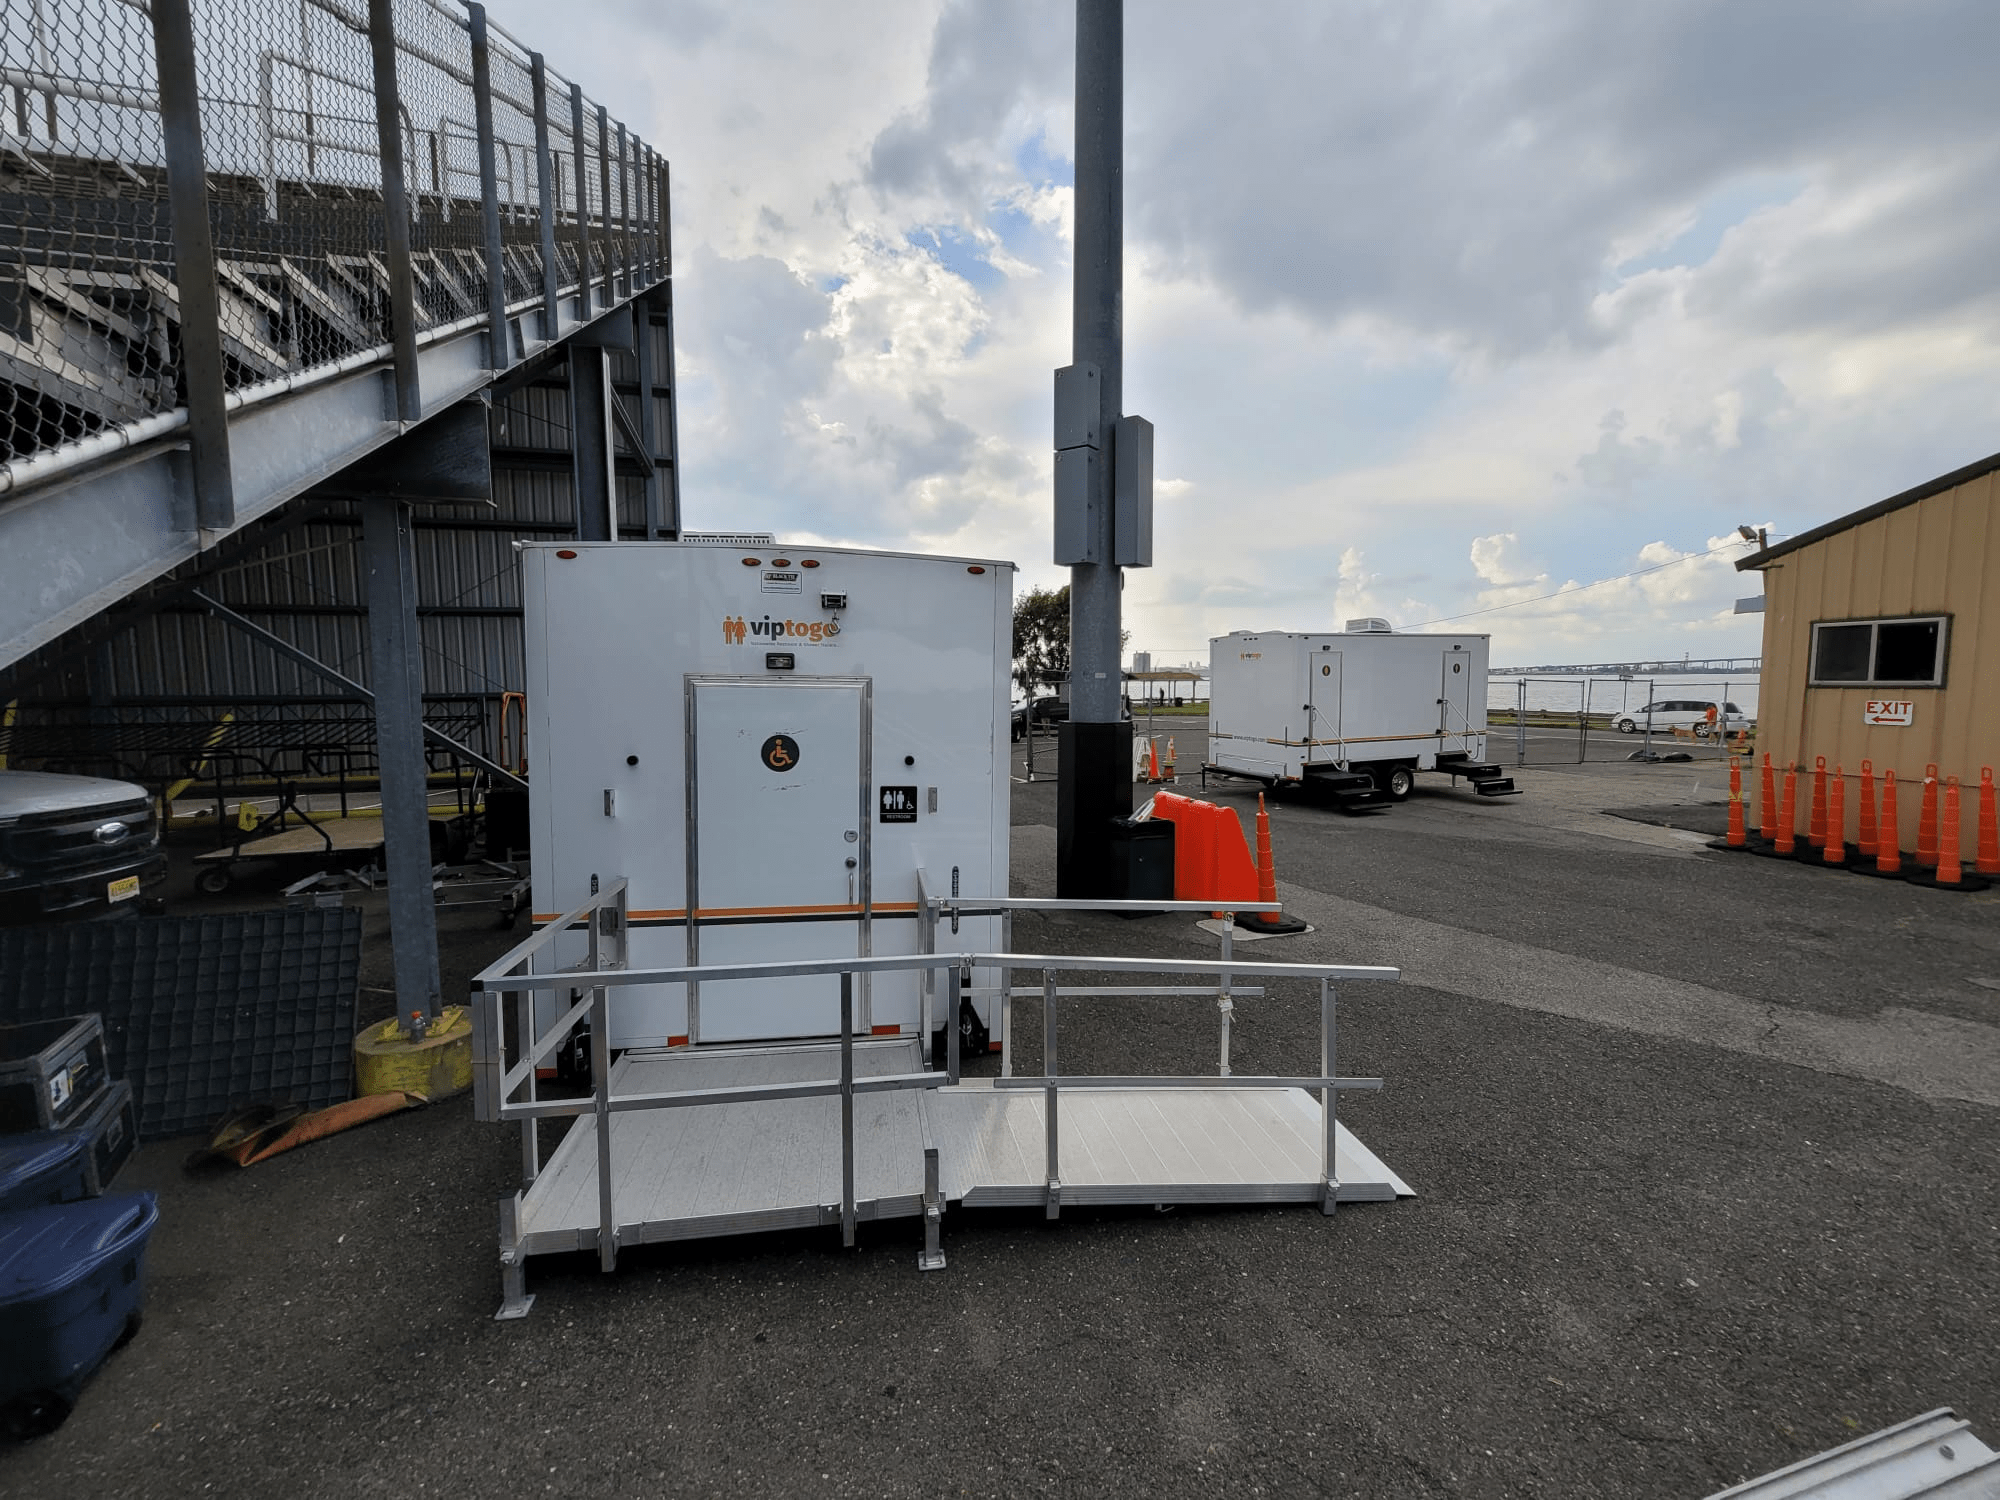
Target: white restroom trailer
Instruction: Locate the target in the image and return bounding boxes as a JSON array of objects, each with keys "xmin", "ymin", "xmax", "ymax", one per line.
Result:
[
  {"xmin": 1208, "ymin": 621, "xmax": 1516, "ymax": 800},
  {"xmin": 521, "ymin": 539, "xmax": 1013, "ymax": 1047}
]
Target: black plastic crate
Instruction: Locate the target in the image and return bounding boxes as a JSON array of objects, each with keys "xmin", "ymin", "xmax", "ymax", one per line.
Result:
[
  {"xmin": 0, "ymin": 1017, "xmax": 108, "ymax": 1134},
  {"xmin": 69, "ymin": 1079, "xmax": 136, "ymax": 1195}
]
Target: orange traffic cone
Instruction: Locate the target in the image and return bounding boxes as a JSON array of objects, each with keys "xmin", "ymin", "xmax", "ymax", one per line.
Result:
[
  {"xmin": 1808, "ymin": 757, "xmax": 1828, "ymax": 848},
  {"xmin": 1935, "ymin": 778, "xmax": 1964, "ymax": 886},
  {"xmin": 1977, "ymin": 768, "xmax": 2000, "ymax": 877},
  {"xmin": 1821, "ymin": 765, "xmax": 1846, "ymax": 865},
  {"xmin": 1148, "ymin": 738, "xmax": 1162, "ymax": 783},
  {"xmin": 1775, "ymin": 766, "xmax": 1798, "ymax": 856},
  {"xmin": 1874, "ymin": 770, "xmax": 1902, "ymax": 875},
  {"xmin": 1724, "ymin": 758, "xmax": 1747, "ymax": 848},
  {"xmin": 1247, "ymin": 794, "xmax": 1308, "ymax": 933},
  {"xmin": 1916, "ymin": 764, "xmax": 1940, "ymax": 868},
  {"xmin": 1856, "ymin": 760, "xmax": 1878, "ymax": 859},
  {"xmin": 1758, "ymin": 753, "xmax": 1777, "ymax": 842},
  {"xmin": 1164, "ymin": 737, "xmax": 1177, "ymax": 777}
]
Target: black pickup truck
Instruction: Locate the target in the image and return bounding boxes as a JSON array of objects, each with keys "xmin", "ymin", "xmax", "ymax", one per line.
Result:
[{"xmin": 0, "ymin": 771, "xmax": 167, "ymax": 925}]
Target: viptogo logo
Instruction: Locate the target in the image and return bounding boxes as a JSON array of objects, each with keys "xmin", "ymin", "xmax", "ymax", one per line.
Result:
[{"xmin": 723, "ymin": 614, "xmax": 840, "ymax": 646}]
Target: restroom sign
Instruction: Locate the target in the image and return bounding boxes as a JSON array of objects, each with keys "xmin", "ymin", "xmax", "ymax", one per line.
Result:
[{"xmin": 1863, "ymin": 699, "xmax": 1914, "ymax": 726}]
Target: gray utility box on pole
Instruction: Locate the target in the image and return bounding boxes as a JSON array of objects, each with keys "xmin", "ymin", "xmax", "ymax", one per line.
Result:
[{"xmin": 1053, "ymin": 365, "xmax": 1151, "ymax": 567}]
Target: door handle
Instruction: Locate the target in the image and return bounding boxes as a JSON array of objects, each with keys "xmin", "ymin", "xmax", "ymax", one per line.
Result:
[{"xmin": 846, "ymin": 856, "xmax": 858, "ymax": 904}]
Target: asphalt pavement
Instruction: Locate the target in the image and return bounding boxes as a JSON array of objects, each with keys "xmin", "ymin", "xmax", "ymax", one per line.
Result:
[{"xmin": 4, "ymin": 732, "xmax": 1995, "ymax": 1498}]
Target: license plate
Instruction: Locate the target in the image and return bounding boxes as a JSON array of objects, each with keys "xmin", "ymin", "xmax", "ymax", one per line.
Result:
[{"xmin": 107, "ymin": 874, "xmax": 141, "ymax": 903}]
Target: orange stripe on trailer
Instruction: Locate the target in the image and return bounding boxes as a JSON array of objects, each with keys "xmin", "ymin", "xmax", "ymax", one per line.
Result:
[{"xmin": 871, "ymin": 1024, "xmax": 903, "ymax": 1036}]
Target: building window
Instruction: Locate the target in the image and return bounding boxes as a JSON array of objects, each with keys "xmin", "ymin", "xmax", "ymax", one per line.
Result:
[{"xmin": 1808, "ymin": 615, "xmax": 1948, "ymax": 687}]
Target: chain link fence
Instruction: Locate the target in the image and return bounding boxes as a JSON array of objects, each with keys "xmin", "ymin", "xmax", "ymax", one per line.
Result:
[
  {"xmin": 1, "ymin": 0, "xmax": 661, "ymax": 480},
  {"xmin": 1488, "ymin": 675, "xmax": 1760, "ymax": 766}
]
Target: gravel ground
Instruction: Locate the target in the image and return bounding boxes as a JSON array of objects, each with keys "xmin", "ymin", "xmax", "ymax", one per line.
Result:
[{"xmin": 4, "ymin": 743, "xmax": 1996, "ymax": 1498}]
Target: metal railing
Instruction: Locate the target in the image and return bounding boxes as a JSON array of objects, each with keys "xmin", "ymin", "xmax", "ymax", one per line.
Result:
[
  {"xmin": 1, "ymin": 0, "xmax": 663, "ymax": 505},
  {"xmin": 471, "ymin": 879, "xmax": 1398, "ymax": 1293}
]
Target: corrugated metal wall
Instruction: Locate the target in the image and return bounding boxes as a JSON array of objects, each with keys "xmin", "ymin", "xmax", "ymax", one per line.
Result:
[{"xmin": 1757, "ymin": 467, "xmax": 1998, "ymax": 852}]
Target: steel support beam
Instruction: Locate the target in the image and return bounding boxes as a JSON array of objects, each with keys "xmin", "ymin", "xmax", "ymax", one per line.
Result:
[
  {"xmin": 468, "ymin": 3, "xmax": 510, "ymax": 371},
  {"xmin": 531, "ymin": 54, "xmax": 560, "ymax": 340},
  {"xmin": 635, "ymin": 288, "xmax": 664, "ymax": 535},
  {"xmin": 568, "ymin": 347, "xmax": 616, "ymax": 541},
  {"xmin": 368, "ymin": 0, "xmax": 422, "ymax": 422},
  {"xmin": 1057, "ymin": 0, "xmax": 1132, "ymax": 897},
  {"xmin": 362, "ymin": 496, "xmax": 444, "ymax": 1029},
  {"xmin": 148, "ymin": 0, "xmax": 233, "ymax": 533}
]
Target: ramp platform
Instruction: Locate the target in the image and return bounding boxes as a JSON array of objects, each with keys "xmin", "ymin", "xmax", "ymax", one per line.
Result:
[{"xmin": 513, "ymin": 1039, "xmax": 1411, "ymax": 1258}]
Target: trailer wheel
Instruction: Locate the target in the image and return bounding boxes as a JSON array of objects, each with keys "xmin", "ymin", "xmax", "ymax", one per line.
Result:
[
  {"xmin": 195, "ymin": 866, "xmax": 233, "ymax": 896},
  {"xmin": 1377, "ymin": 765, "xmax": 1415, "ymax": 802}
]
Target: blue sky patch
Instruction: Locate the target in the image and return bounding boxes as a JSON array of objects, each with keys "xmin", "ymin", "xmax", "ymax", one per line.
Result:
[{"xmin": 1615, "ymin": 172, "xmax": 1809, "ymax": 278}]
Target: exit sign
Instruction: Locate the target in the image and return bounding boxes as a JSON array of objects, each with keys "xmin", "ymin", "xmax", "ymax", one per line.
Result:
[{"xmin": 1863, "ymin": 699, "xmax": 1915, "ymax": 726}]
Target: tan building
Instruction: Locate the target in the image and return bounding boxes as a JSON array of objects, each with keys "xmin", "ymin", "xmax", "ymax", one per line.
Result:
[{"xmin": 1739, "ymin": 450, "xmax": 1999, "ymax": 855}]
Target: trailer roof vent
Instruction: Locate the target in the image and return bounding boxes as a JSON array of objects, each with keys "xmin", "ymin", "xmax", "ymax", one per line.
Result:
[
  {"xmin": 1344, "ymin": 617, "xmax": 1394, "ymax": 634},
  {"xmin": 681, "ymin": 532, "xmax": 777, "ymax": 546}
]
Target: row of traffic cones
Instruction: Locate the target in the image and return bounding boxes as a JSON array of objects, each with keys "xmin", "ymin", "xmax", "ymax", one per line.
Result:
[
  {"xmin": 1715, "ymin": 755, "xmax": 1997, "ymax": 892},
  {"xmin": 1137, "ymin": 736, "xmax": 1180, "ymax": 784}
]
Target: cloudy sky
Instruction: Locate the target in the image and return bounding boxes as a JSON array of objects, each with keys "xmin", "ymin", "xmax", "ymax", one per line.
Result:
[{"xmin": 494, "ymin": 0, "xmax": 2000, "ymax": 667}]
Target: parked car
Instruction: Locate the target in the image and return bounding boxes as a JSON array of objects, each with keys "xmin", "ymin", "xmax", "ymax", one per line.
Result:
[
  {"xmin": 1011, "ymin": 697, "xmax": 1069, "ymax": 740},
  {"xmin": 0, "ymin": 770, "xmax": 167, "ymax": 925},
  {"xmin": 1611, "ymin": 700, "xmax": 1751, "ymax": 737}
]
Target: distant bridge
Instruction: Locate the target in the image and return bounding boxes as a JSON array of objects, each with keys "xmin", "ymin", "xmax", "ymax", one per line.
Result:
[{"xmin": 1490, "ymin": 657, "xmax": 1761, "ymax": 677}]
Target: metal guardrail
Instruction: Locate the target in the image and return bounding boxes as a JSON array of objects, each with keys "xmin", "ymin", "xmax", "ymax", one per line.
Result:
[
  {"xmin": 470, "ymin": 879, "xmax": 1399, "ymax": 1281},
  {"xmin": 1, "ymin": 0, "xmax": 662, "ymax": 505}
]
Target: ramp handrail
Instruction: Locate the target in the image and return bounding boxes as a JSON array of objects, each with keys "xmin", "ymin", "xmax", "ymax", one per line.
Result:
[{"xmin": 472, "ymin": 878, "xmax": 1398, "ymax": 1277}]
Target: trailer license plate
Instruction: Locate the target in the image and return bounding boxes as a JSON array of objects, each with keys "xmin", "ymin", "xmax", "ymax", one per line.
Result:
[{"xmin": 107, "ymin": 875, "xmax": 141, "ymax": 903}]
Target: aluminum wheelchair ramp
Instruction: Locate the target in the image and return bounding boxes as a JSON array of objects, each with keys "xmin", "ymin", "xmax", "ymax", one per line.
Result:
[
  {"xmin": 475, "ymin": 883, "xmax": 1412, "ymax": 1319},
  {"xmin": 516, "ymin": 1042, "xmax": 1413, "ymax": 1259}
]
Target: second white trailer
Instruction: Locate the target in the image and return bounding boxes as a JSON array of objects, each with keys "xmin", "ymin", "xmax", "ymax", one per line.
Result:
[{"xmin": 1207, "ymin": 622, "xmax": 1516, "ymax": 801}]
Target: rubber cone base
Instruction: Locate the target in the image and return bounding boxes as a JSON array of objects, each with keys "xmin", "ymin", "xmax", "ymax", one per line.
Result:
[
  {"xmin": 1705, "ymin": 837, "xmax": 1760, "ymax": 854},
  {"xmin": 1902, "ymin": 870, "xmax": 1992, "ymax": 893},
  {"xmin": 1846, "ymin": 858, "xmax": 1911, "ymax": 880},
  {"xmin": 1235, "ymin": 909, "xmax": 1310, "ymax": 935}
]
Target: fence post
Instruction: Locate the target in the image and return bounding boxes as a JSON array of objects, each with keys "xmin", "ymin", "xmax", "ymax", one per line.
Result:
[
  {"xmin": 595, "ymin": 102, "xmax": 613, "ymax": 311},
  {"xmin": 1516, "ymin": 679, "xmax": 1527, "ymax": 767},
  {"xmin": 467, "ymin": 3, "xmax": 508, "ymax": 369},
  {"xmin": 569, "ymin": 83, "xmax": 593, "ymax": 317},
  {"xmin": 530, "ymin": 54, "xmax": 559, "ymax": 340},
  {"xmin": 148, "ymin": 0, "xmax": 235, "ymax": 532},
  {"xmin": 367, "ymin": 0, "xmax": 422, "ymax": 422},
  {"xmin": 657, "ymin": 156, "xmax": 672, "ymax": 277},
  {"xmin": 614, "ymin": 120, "xmax": 629, "ymax": 299}
]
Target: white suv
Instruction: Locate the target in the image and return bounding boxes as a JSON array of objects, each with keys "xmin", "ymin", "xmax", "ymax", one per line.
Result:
[{"xmin": 1611, "ymin": 700, "xmax": 1750, "ymax": 737}]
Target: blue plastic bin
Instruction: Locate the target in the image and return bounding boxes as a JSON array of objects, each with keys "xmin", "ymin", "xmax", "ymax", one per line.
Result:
[
  {"xmin": 0, "ymin": 1132, "xmax": 91, "ymax": 1212},
  {"xmin": 0, "ymin": 1191, "xmax": 157, "ymax": 1437}
]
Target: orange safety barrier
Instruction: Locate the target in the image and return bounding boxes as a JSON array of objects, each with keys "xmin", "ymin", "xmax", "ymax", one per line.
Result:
[
  {"xmin": 1149, "ymin": 792, "xmax": 1260, "ymax": 913},
  {"xmin": 1808, "ymin": 757, "xmax": 1828, "ymax": 848},
  {"xmin": 1978, "ymin": 768, "xmax": 2000, "ymax": 878},
  {"xmin": 1776, "ymin": 766, "xmax": 1797, "ymax": 856},
  {"xmin": 1758, "ymin": 754, "xmax": 1777, "ymax": 842},
  {"xmin": 1726, "ymin": 758, "xmax": 1746, "ymax": 848},
  {"xmin": 1822, "ymin": 765, "xmax": 1846, "ymax": 865},
  {"xmin": 1916, "ymin": 764, "xmax": 1940, "ymax": 868},
  {"xmin": 1857, "ymin": 760, "xmax": 1878, "ymax": 859},
  {"xmin": 1875, "ymin": 771, "xmax": 1902, "ymax": 875},
  {"xmin": 1936, "ymin": 777, "xmax": 1964, "ymax": 886}
]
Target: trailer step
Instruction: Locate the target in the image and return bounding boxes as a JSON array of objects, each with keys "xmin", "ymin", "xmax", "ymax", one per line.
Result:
[
  {"xmin": 1438, "ymin": 757, "xmax": 1520, "ymax": 796},
  {"xmin": 1302, "ymin": 769, "xmax": 1391, "ymax": 811},
  {"xmin": 1474, "ymin": 778, "xmax": 1519, "ymax": 796}
]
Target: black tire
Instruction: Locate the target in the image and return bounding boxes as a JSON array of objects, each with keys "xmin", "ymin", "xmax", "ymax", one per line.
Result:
[
  {"xmin": 195, "ymin": 866, "xmax": 232, "ymax": 896},
  {"xmin": 1, "ymin": 1388, "xmax": 73, "ymax": 1439},
  {"xmin": 1376, "ymin": 765, "xmax": 1415, "ymax": 802},
  {"xmin": 1616, "ymin": 719, "xmax": 1638, "ymax": 734}
]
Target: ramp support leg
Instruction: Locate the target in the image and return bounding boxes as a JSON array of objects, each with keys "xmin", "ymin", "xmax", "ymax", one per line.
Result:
[
  {"xmin": 1044, "ymin": 973, "xmax": 1061, "ymax": 1219},
  {"xmin": 1320, "ymin": 979, "xmax": 1340, "ymax": 1215},
  {"xmin": 496, "ymin": 1193, "xmax": 535, "ymax": 1320},
  {"xmin": 840, "ymin": 973, "xmax": 856, "ymax": 1248},
  {"xmin": 918, "ymin": 1146, "xmax": 946, "ymax": 1272}
]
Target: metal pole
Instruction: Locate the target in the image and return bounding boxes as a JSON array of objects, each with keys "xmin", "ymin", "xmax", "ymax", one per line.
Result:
[
  {"xmin": 839, "ymin": 971, "xmax": 856, "ymax": 1248},
  {"xmin": 1643, "ymin": 678, "xmax": 1656, "ymax": 759},
  {"xmin": 367, "ymin": 0, "xmax": 422, "ymax": 422},
  {"xmin": 656, "ymin": 157, "xmax": 671, "ymax": 276},
  {"xmin": 596, "ymin": 102, "xmax": 613, "ymax": 311},
  {"xmin": 1516, "ymin": 678, "xmax": 1527, "ymax": 767},
  {"xmin": 149, "ymin": 0, "xmax": 235, "ymax": 532},
  {"xmin": 1043, "ymin": 971, "xmax": 1060, "ymax": 1219},
  {"xmin": 569, "ymin": 83, "xmax": 592, "ymax": 317},
  {"xmin": 1579, "ymin": 679, "xmax": 1592, "ymax": 764},
  {"xmin": 530, "ymin": 54, "xmax": 559, "ymax": 340},
  {"xmin": 1320, "ymin": 979, "xmax": 1338, "ymax": 1215},
  {"xmin": 635, "ymin": 291, "xmax": 663, "ymax": 537},
  {"xmin": 614, "ymin": 120, "xmax": 629, "ymax": 298},
  {"xmin": 1056, "ymin": 0, "xmax": 1131, "ymax": 896},
  {"xmin": 361, "ymin": 498, "xmax": 442, "ymax": 1029},
  {"xmin": 468, "ymin": 4, "xmax": 508, "ymax": 369}
]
